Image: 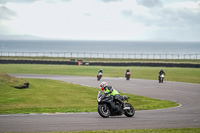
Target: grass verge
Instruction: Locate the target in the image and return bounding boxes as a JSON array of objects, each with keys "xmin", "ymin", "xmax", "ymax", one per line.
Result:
[
  {"xmin": 60, "ymin": 128, "xmax": 200, "ymax": 133},
  {"xmin": 0, "ymin": 78, "xmax": 178, "ymax": 114},
  {"xmin": 0, "ymin": 64, "xmax": 200, "ymax": 84},
  {"xmin": 1, "ymin": 56, "xmax": 200, "ymax": 64},
  {"xmin": 0, "ymin": 72, "xmax": 27, "ymax": 86}
]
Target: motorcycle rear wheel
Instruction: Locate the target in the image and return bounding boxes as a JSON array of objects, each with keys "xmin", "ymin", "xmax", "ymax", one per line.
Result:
[
  {"xmin": 98, "ymin": 104, "xmax": 110, "ymax": 118},
  {"xmin": 124, "ymin": 103, "xmax": 135, "ymax": 117}
]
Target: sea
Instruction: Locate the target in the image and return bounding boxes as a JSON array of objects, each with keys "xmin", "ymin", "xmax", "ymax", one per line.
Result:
[{"xmin": 0, "ymin": 40, "xmax": 200, "ymax": 59}]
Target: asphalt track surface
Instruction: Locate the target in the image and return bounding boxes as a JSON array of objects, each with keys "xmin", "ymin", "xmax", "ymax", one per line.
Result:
[{"xmin": 0, "ymin": 74, "xmax": 200, "ymax": 132}]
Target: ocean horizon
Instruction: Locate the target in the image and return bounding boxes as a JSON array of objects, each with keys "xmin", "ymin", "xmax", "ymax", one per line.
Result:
[{"xmin": 0, "ymin": 40, "xmax": 200, "ymax": 54}]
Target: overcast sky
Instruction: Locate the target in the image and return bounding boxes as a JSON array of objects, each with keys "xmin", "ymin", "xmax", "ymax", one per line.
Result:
[{"xmin": 0, "ymin": 0, "xmax": 200, "ymax": 41}]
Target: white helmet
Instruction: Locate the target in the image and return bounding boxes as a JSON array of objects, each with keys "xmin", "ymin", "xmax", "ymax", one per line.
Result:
[{"xmin": 100, "ymin": 82, "xmax": 108, "ymax": 90}]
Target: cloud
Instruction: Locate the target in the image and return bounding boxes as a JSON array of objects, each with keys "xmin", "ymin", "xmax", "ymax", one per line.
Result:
[
  {"xmin": 0, "ymin": 0, "xmax": 8, "ymax": 4},
  {"xmin": 136, "ymin": 0, "xmax": 163, "ymax": 8},
  {"xmin": 0, "ymin": 0, "xmax": 70, "ymax": 4},
  {"xmin": 122, "ymin": 1, "xmax": 200, "ymax": 28},
  {"xmin": 0, "ymin": 0, "xmax": 199, "ymax": 41},
  {"xmin": 120, "ymin": 1, "xmax": 200, "ymax": 41},
  {"xmin": 101, "ymin": 0, "xmax": 122, "ymax": 2},
  {"xmin": 121, "ymin": 10, "xmax": 133, "ymax": 16},
  {"xmin": 159, "ymin": 7, "xmax": 200, "ymax": 28},
  {"xmin": 0, "ymin": 0, "xmax": 37, "ymax": 4},
  {"xmin": 0, "ymin": 6, "xmax": 17, "ymax": 20}
]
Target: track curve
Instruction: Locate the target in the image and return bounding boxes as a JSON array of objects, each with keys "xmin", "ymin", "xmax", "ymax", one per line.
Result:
[{"xmin": 0, "ymin": 74, "xmax": 200, "ymax": 132}]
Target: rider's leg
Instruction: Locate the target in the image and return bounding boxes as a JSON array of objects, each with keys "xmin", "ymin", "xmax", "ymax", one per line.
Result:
[
  {"xmin": 109, "ymin": 96, "xmax": 118, "ymax": 110},
  {"xmin": 115, "ymin": 94, "xmax": 124, "ymax": 108}
]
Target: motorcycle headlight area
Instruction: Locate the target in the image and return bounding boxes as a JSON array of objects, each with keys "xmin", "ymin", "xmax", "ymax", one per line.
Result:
[{"xmin": 97, "ymin": 97, "xmax": 101, "ymax": 102}]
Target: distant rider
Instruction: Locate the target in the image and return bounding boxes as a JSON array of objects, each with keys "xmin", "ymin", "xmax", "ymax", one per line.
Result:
[
  {"xmin": 159, "ymin": 69, "xmax": 166, "ymax": 76},
  {"xmin": 97, "ymin": 69, "xmax": 103, "ymax": 75},
  {"xmin": 158, "ymin": 69, "xmax": 166, "ymax": 80},
  {"xmin": 100, "ymin": 82, "xmax": 125, "ymax": 110},
  {"xmin": 97, "ymin": 69, "xmax": 103, "ymax": 77},
  {"xmin": 125, "ymin": 69, "xmax": 130, "ymax": 77}
]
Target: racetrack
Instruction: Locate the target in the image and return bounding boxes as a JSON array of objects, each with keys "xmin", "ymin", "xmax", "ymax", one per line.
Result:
[{"xmin": 0, "ymin": 74, "xmax": 200, "ymax": 132}]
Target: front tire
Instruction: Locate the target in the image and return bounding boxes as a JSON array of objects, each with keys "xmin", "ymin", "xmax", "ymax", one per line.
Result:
[
  {"xmin": 124, "ymin": 103, "xmax": 135, "ymax": 117},
  {"xmin": 97, "ymin": 75, "xmax": 102, "ymax": 81},
  {"xmin": 126, "ymin": 75, "xmax": 130, "ymax": 80},
  {"xmin": 98, "ymin": 104, "xmax": 110, "ymax": 118}
]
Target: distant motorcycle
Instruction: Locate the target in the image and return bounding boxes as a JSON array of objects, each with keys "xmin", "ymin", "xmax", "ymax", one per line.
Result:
[
  {"xmin": 97, "ymin": 72, "xmax": 102, "ymax": 81},
  {"xmin": 159, "ymin": 74, "xmax": 164, "ymax": 83},
  {"xmin": 97, "ymin": 91, "xmax": 135, "ymax": 118},
  {"xmin": 125, "ymin": 72, "xmax": 131, "ymax": 80}
]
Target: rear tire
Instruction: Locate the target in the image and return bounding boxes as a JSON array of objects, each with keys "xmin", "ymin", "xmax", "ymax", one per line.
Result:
[
  {"xmin": 98, "ymin": 104, "xmax": 110, "ymax": 118},
  {"xmin": 124, "ymin": 103, "xmax": 135, "ymax": 117}
]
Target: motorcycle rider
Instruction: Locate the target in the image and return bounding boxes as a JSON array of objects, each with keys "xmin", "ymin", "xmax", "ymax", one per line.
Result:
[
  {"xmin": 97, "ymin": 69, "xmax": 103, "ymax": 75},
  {"xmin": 97, "ymin": 69, "xmax": 103, "ymax": 80},
  {"xmin": 100, "ymin": 82, "xmax": 125, "ymax": 110},
  {"xmin": 125, "ymin": 69, "xmax": 130, "ymax": 77},
  {"xmin": 158, "ymin": 69, "xmax": 166, "ymax": 80}
]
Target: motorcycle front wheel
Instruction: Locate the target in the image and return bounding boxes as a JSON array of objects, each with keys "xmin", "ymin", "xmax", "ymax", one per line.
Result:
[
  {"xmin": 98, "ymin": 103, "xmax": 110, "ymax": 118},
  {"xmin": 124, "ymin": 103, "xmax": 135, "ymax": 117},
  {"xmin": 161, "ymin": 77, "xmax": 164, "ymax": 83}
]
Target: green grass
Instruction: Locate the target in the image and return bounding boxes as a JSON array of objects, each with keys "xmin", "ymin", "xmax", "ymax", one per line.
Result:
[
  {"xmin": 57, "ymin": 128, "xmax": 200, "ymax": 133},
  {"xmin": 0, "ymin": 72, "xmax": 28, "ymax": 87},
  {"xmin": 0, "ymin": 64, "xmax": 198, "ymax": 132},
  {"xmin": 0, "ymin": 78, "xmax": 178, "ymax": 114},
  {"xmin": 1, "ymin": 56, "xmax": 200, "ymax": 64},
  {"xmin": 5, "ymin": 128, "xmax": 200, "ymax": 133},
  {"xmin": 0, "ymin": 64, "xmax": 200, "ymax": 84}
]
